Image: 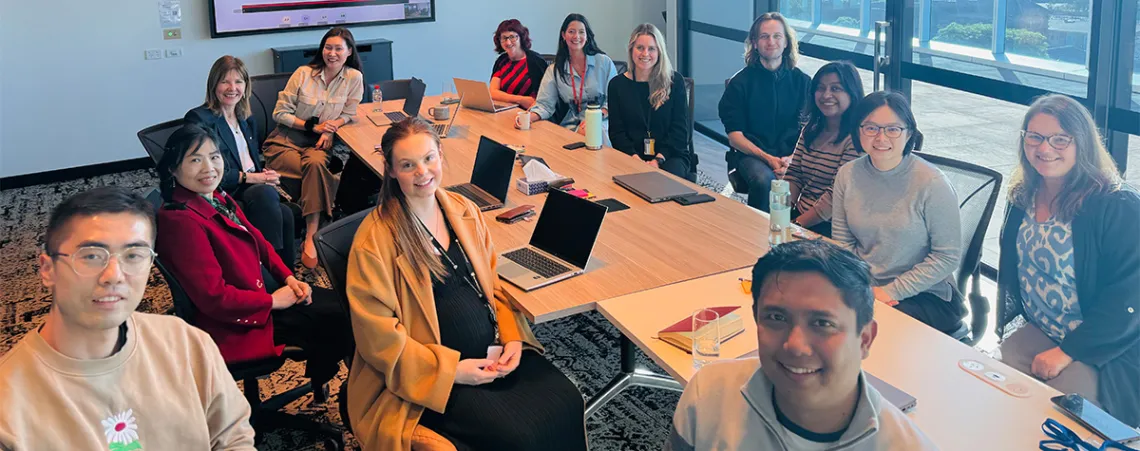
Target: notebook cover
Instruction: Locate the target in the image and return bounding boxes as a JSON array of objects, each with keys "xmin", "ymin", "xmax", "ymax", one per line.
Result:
[{"xmin": 660, "ymin": 306, "xmax": 741, "ymax": 333}]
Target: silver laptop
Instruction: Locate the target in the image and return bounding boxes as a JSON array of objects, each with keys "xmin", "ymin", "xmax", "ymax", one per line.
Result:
[
  {"xmin": 497, "ymin": 190, "xmax": 607, "ymax": 291},
  {"xmin": 454, "ymin": 77, "xmax": 518, "ymax": 113},
  {"xmin": 431, "ymin": 97, "xmax": 462, "ymax": 138},
  {"xmin": 613, "ymin": 172, "xmax": 697, "ymax": 203},
  {"xmin": 367, "ymin": 78, "xmax": 427, "ymax": 126},
  {"xmin": 445, "ymin": 136, "xmax": 514, "ymax": 211},
  {"xmin": 866, "ymin": 373, "xmax": 917, "ymax": 412}
]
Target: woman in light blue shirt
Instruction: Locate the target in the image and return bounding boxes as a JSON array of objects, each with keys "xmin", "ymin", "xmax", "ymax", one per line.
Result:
[{"xmin": 515, "ymin": 13, "xmax": 618, "ymax": 137}]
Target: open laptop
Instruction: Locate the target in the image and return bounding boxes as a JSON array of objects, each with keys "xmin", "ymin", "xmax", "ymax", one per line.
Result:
[
  {"xmin": 497, "ymin": 189, "xmax": 607, "ymax": 291},
  {"xmin": 367, "ymin": 79, "xmax": 427, "ymax": 126},
  {"xmin": 454, "ymin": 77, "xmax": 518, "ymax": 113},
  {"xmin": 430, "ymin": 96, "xmax": 462, "ymax": 138},
  {"xmin": 613, "ymin": 172, "xmax": 697, "ymax": 203},
  {"xmin": 866, "ymin": 373, "xmax": 918, "ymax": 412},
  {"xmin": 444, "ymin": 135, "xmax": 514, "ymax": 211}
]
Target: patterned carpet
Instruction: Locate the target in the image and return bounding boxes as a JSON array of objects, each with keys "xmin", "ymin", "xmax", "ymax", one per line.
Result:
[{"xmin": 0, "ymin": 168, "xmax": 740, "ymax": 450}]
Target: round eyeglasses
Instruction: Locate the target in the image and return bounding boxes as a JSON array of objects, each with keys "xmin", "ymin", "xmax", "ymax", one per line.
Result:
[
  {"xmin": 50, "ymin": 246, "xmax": 156, "ymax": 277},
  {"xmin": 859, "ymin": 124, "xmax": 908, "ymax": 139},
  {"xmin": 1021, "ymin": 131, "xmax": 1073, "ymax": 150}
]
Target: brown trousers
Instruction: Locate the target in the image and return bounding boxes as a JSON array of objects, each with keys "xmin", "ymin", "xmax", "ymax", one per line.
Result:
[{"xmin": 262, "ymin": 126, "xmax": 337, "ymax": 218}]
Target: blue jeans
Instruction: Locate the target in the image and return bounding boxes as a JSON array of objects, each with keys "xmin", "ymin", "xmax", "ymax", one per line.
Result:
[{"xmin": 734, "ymin": 153, "xmax": 777, "ymax": 211}]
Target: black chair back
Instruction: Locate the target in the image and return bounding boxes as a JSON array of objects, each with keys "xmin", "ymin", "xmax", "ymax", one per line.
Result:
[
  {"xmin": 377, "ymin": 77, "xmax": 425, "ymax": 102},
  {"xmin": 684, "ymin": 76, "xmax": 699, "ymax": 176},
  {"xmin": 613, "ymin": 60, "xmax": 629, "ymax": 76},
  {"xmin": 250, "ymin": 73, "xmax": 292, "ymax": 146},
  {"xmin": 137, "ymin": 119, "xmax": 184, "ymax": 166},
  {"xmin": 315, "ymin": 209, "xmax": 370, "ymax": 311},
  {"xmin": 921, "ymin": 154, "xmax": 1003, "ymax": 345},
  {"xmin": 540, "ymin": 54, "xmax": 556, "ymax": 66}
]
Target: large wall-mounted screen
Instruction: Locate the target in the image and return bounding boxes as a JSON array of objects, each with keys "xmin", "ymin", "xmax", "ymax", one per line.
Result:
[{"xmin": 210, "ymin": 0, "xmax": 434, "ymax": 38}]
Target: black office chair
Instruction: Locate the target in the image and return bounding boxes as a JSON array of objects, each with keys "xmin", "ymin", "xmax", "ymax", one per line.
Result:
[
  {"xmin": 250, "ymin": 73, "xmax": 292, "ymax": 146},
  {"xmin": 683, "ymin": 76, "xmax": 699, "ymax": 181},
  {"xmin": 920, "ymin": 154, "xmax": 1003, "ymax": 345},
  {"xmin": 540, "ymin": 53, "xmax": 556, "ymax": 66},
  {"xmin": 145, "ymin": 189, "xmax": 345, "ymax": 449},
  {"xmin": 377, "ymin": 77, "xmax": 426, "ymax": 102},
  {"xmin": 613, "ymin": 60, "xmax": 629, "ymax": 76},
  {"xmin": 137, "ymin": 119, "xmax": 184, "ymax": 166},
  {"xmin": 314, "ymin": 209, "xmax": 371, "ymax": 435}
]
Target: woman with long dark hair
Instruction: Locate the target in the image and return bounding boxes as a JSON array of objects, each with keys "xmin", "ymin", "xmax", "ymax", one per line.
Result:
[
  {"xmin": 785, "ymin": 61, "xmax": 864, "ymax": 237},
  {"xmin": 516, "ymin": 13, "xmax": 618, "ymax": 137},
  {"xmin": 997, "ymin": 94, "xmax": 1139, "ymax": 427},
  {"xmin": 263, "ymin": 27, "xmax": 364, "ymax": 269},
  {"xmin": 344, "ymin": 118, "xmax": 587, "ymax": 451},
  {"xmin": 155, "ymin": 124, "xmax": 352, "ymax": 398}
]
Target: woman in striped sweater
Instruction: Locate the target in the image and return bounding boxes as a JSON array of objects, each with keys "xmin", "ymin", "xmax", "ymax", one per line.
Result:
[{"xmin": 785, "ymin": 61, "xmax": 865, "ymax": 237}]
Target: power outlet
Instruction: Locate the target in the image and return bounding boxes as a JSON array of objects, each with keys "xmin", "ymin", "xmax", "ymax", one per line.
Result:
[
  {"xmin": 165, "ymin": 48, "xmax": 183, "ymax": 58},
  {"xmin": 144, "ymin": 49, "xmax": 164, "ymax": 60}
]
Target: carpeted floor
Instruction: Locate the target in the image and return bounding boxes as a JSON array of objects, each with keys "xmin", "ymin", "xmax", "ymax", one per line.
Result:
[{"xmin": 0, "ymin": 168, "xmax": 742, "ymax": 450}]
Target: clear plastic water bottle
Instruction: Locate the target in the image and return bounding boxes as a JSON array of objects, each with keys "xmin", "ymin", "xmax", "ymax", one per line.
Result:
[
  {"xmin": 371, "ymin": 84, "xmax": 383, "ymax": 112},
  {"xmin": 769, "ymin": 179, "xmax": 791, "ymax": 247}
]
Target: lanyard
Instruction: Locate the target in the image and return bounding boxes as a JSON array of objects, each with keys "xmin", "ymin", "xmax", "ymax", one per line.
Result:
[
  {"xmin": 571, "ymin": 65, "xmax": 587, "ymax": 115},
  {"xmin": 418, "ymin": 217, "xmax": 501, "ymax": 343}
]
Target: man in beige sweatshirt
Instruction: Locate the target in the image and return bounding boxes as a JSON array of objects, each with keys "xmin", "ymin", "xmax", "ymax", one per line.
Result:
[{"xmin": 0, "ymin": 186, "xmax": 256, "ymax": 451}]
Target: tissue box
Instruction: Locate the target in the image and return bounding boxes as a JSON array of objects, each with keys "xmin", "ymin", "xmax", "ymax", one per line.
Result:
[{"xmin": 516, "ymin": 178, "xmax": 549, "ymax": 195}]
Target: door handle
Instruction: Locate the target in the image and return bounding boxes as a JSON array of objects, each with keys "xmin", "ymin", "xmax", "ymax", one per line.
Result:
[{"xmin": 873, "ymin": 21, "xmax": 891, "ymax": 91}]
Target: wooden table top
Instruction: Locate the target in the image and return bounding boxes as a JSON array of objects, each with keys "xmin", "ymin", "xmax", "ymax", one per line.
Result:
[
  {"xmin": 336, "ymin": 96, "xmax": 770, "ymax": 323},
  {"xmin": 595, "ymin": 268, "xmax": 1097, "ymax": 450}
]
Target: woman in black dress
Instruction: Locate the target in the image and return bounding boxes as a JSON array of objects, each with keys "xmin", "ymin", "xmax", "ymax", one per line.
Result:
[{"xmin": 344, "ymin": 117, "xmax": 588, "ymax": 451}]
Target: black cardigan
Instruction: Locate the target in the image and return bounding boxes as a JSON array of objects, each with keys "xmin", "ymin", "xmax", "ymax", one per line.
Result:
[
  {"xmin": 998, "ymin": 185, "xmax": 1140, "ymax": 426},
  {"xmin": 717, "ymin": 61, "xmax": 810, "ymax": 158},
  {"xmin": 607, "ymin": 71, "xmax": 690, "ymax": 166},
  {"xmin": 184, "ymin": 106, "xmax": 261, "ymax": 194}
]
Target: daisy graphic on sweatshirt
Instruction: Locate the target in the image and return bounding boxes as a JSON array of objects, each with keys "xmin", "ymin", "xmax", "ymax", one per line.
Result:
[{"xmin": 102, "ymin": 410, "xmax": 142, "ymax": 451}]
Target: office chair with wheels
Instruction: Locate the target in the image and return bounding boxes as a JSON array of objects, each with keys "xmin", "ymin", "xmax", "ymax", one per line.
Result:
[
  {"xmin": 146, "ymin": 189, "xmax": 345, "ymax": 449},
  {"xmin": 613, "ymin": 60, "xmax": 628, "ymax": 76},
  {"xmin": 920, "ymin": 154, "xmax": 1003, "ymax": 345},
  {"xmin": 540, "ymin": 53, "xmax": 555, "ymax": 66},
  {"xmin": 377, "ymin": 77, "xmax": 426, "ymax": 102},
  {"xmin": 137, "ymin": 119, "xmax": 185, "ymax": 166}
]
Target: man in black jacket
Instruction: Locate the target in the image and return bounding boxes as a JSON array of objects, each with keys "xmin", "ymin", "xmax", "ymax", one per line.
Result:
[{"xmin": 719, "ymin": 12, "xmax": 810, "ymax": 212}]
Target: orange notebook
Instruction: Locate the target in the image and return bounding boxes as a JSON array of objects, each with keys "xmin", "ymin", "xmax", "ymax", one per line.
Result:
[{"xmin": 658, "ymin": 306, "xmax": 745, "ymax": 353}]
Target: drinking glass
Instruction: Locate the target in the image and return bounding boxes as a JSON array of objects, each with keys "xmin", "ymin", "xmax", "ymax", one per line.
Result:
[
  {"xmin": 692, "ymin": 308, "xmax": 721, "ymax": 372},
  {"xmin": 442, "ymin": 80, "xmax": 457, "ymax": 102}
]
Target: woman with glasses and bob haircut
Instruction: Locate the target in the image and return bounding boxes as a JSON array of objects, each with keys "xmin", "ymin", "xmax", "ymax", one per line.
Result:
[
  {"xmin": 155, "ymin": 124, "xmax": 352, "ymax": 394},
  {"xmin": 831, "ymin": 91, "xmax": 966, "ymax": 334},
  {"xmin": 489, "ymin": 19, "xmax": 548, "ymax": 110},
  {"xmin": 997, "ymin": 94, "xmax": 1139, "ymax": 427}
]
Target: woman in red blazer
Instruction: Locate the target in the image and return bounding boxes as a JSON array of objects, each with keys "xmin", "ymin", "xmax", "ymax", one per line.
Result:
[{"xmin": 155, "ymin": 123, "xmax": 352, "ymax": 390}]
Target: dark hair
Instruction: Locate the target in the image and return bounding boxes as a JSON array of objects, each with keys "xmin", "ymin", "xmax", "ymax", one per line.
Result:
[
  {"xmin": 847, "ymin": 91, "xmax": 923, "ymax": 157},
  {"xmin": 802, "ymin": 61, "xmax": 864, "ymax": 147},
  {"xmin": 554, "ymin": 14, "xmax": 605, "ymax": 83},
  {"xmin": 751, "ymin": 240, "xmax": 875, "ymax": 330},
  {"xmin": 156, "ymin": 124, "xmax": 229, "ymax": 209},
  {"xmin": 308, "ymin": 27, "xmax": 363, "ymax": 72},
  {"xmin": 494, "ymin": 19, "xmax": 532, "ymax": 53},
  {"xmin": 745, "ymin": 12, "xmax": 799, "ymax": 68},
  {"xmin": 44, "ymin": 186, "xmax": 156, "ymax": 255}
]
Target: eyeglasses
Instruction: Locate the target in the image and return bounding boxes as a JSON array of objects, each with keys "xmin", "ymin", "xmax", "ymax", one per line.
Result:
[
  {"xmin": 859, "ymin": 124, "xmax": 908, "ymax": 139},
  {"xmin": 1022, "ymin": 131, "xmax": 1073, "ymax": 150},
  {"xmin": 50, "ymin": 246, "xmax": 156, "ymax": 277},
  {"xmin": 500, "ymin": 34, "xmax": 520, "ymax": 42}
]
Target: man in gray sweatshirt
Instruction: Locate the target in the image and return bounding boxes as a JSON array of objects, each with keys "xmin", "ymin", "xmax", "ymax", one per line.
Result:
[{"xmin": 666, "ymin": 240, "xmax": 936, "ymax": 451}]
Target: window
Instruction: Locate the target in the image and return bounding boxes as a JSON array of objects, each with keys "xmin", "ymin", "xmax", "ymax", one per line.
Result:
[
  {"xmin": 928, "ymin": 0, "xmax": 995, "ymax": 52},
  {"xmin": 690, "ymin": 32, "xmax": 749, "ymax": 137},
  {"xmin": 692, "ymin": 0, "xmax": 754, "ymax": 31},
  {"xmin": 781, "ymin": 0, "xmax": 814, "ymax": 23}
]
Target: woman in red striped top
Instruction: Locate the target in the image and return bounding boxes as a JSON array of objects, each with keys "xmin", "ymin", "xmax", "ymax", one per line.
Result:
[{"xmin": 490, "ymin": 19, "xmax": 549, "ymax": 110}]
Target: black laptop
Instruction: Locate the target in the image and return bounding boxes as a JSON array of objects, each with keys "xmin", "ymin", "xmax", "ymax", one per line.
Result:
[{"xmin": 445, "ymin": 136, "xmax": 516, "ymax": 211}]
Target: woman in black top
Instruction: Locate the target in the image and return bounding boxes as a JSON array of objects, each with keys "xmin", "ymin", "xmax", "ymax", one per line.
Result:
[
  {"xmin": 490, "ymin": 19, "xmax": 548, "ymax": 110},
  {"xmin": 184, "ymin": 55, "xmax": 296, "ymax": 265},
  {"xmin": 608, "ymin": 23, "xmax": 692, "ymax": 180}
]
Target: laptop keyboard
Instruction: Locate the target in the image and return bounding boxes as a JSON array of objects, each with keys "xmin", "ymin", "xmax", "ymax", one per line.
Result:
[
  {"xmin": 504, "ymin": 248, "xmax": 571, "ymax": 279},
  {"xmin": 447, "ymin": 184, "xmax": 492, "ymax": 207},
  {"xmin": 431, "ymin": 123, "xmax": 447, "ymax": 135},
  {"xmin": 384, "ymin": 111, "xmax": 409, "ymax": 122}
]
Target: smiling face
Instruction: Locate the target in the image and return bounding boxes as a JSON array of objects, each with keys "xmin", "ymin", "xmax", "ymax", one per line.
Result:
[
  {"xmin": 39, "ymin": 213, "xmax": 153, "ymax": 333},
  {"xmin": 1023, "ymin": 112, "xmax": 1077, "ymax": 184},
  {"xmin": 814, "ymin": 73, "xmax": 851, "ymax": 120},
  {"xmin": 500, "ymin": 30, "xmax": 523, "ymax": 58},
  {"xmin": 173, "ymin": 138, "xmax": 224, "ymax": 195},
  {"xmin": 322, "ymin": 36, "xmax": 351, "ymax": 72},
  {"xmin": 631, "ymin": 34, "xmax": 659, "ymax": 75},
  {"xmin": 389, "ymin": 132, "xmax": 443, "ymax": 201},
  {"xmin": 755, "ymin": 271, "xmax": 876, "ymax": 409},
  {"xmin": 754, "ymin": 19, "xmax": 787, "ymax": 63},
  {"xmin": 563, "ymin": 21, "xmax": 587, "ymax": 52},
  {"xmin": 214, "ymin": 69, "xmax": 246, "ymax": 110},
  {"xmin": 859, "ymin": 105, "xmax": 910, "ymax": 170}
]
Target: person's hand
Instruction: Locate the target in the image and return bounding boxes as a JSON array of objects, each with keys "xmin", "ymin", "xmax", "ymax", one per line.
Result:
[
  {"xmin": 516, "ymin": 97, "xmax": 536, "ymax": 110},
  {"xmin": 454, "ymin": 358, "xmax": 499, "ymax": 386},
  {"xmin": 766, "ymin": 155, "xmax": 789, "ymax": 175},
  {"xmin": 514, "ymin": 112, "xmax": 539, "ymax": 130},
  {"xmin": 646, "ymin": 158, "xmax": 660, "ymax": 169},
  {"xmin": 284, "ymin": 276, "xmax": 312, "ymax": 305},
  {"xmin": 1032, "ymin": 347, "xmax": 1074, "ymax": 381},
  {"xmin": 315, "ymin": 133, "xmax": 333, "ymax": 151},
  {"xmin": 262, "ymin": 169, "xmax": 281, "ymax": 186},
  {"xmin": 872, "ymin": 287, "xmax": 899, "ymax": 307},
  {"xmin": 270, "ymin": 286, "xmax": 300, "ymax": 310},
  {"xmin": 245, "ymin": 172, "xmax": 266, "ymax": 185},
  {"xmin": 314, "ymin": 121, "xmax": 339, "ymax": 134},
  {"xmin": 493, "ymin": 341, "xmax": 524, "ymax": 377},
  {"xmin": 577, "ymin": 121, "xmax": 588, "ymax": 136}
]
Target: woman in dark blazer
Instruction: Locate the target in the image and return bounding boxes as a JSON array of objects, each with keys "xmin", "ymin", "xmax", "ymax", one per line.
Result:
[
  {"xmin": 185, "ymin": 55, "xmax": 296, "ymax": 265},
  {"xmin": 489, "ymin": 19, "xmax": 548, "ymax": 110},
  {"xmin": 155, "ymin": 123, "xmax": 353, "ymax": 393},
  {"xmin": 997, "ymin": 94, "xmax": 1139, "ymax": 427}
]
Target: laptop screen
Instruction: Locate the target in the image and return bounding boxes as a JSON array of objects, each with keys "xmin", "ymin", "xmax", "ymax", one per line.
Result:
[
  {"xmin": 470, "ymin": 136, "xmax": 516, "ymax": 202},
  {"xmin": 530, "ymin": 189, "xmax": 607, "ymax": 269}
]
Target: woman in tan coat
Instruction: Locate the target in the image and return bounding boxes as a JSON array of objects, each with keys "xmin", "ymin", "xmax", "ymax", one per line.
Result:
[{"xmin": 344, "ymin": 118, "xmax": 588, "ymax": 451}]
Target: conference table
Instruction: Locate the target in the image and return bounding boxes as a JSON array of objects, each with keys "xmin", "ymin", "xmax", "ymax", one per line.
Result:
[{"xmin": 596, "ymin": 268, "xmax": 1099, "ymax": 450}]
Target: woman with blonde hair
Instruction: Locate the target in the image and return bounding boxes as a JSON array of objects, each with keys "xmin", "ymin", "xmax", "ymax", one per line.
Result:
[
  {"xmin": 344, "ymin": 118, "xmax": 587, "ymax": 450},
  {"xmin": 997, "ymin": 94, "xmax": 1139, "ymax": 427},
  {"xmin": 608, "ymin": 23, "xmax": 693, "ymax": 180}
]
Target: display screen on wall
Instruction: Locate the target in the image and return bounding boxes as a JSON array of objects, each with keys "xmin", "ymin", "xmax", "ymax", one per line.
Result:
[{"xmin": 209, "ymin": 0, "xmax": 434, "ymax": 38}]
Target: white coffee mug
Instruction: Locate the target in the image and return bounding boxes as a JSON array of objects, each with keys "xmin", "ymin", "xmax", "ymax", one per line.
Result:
[{"xmin": 517, "ymin": 110, "xmax": 531, "ymax": 130}]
